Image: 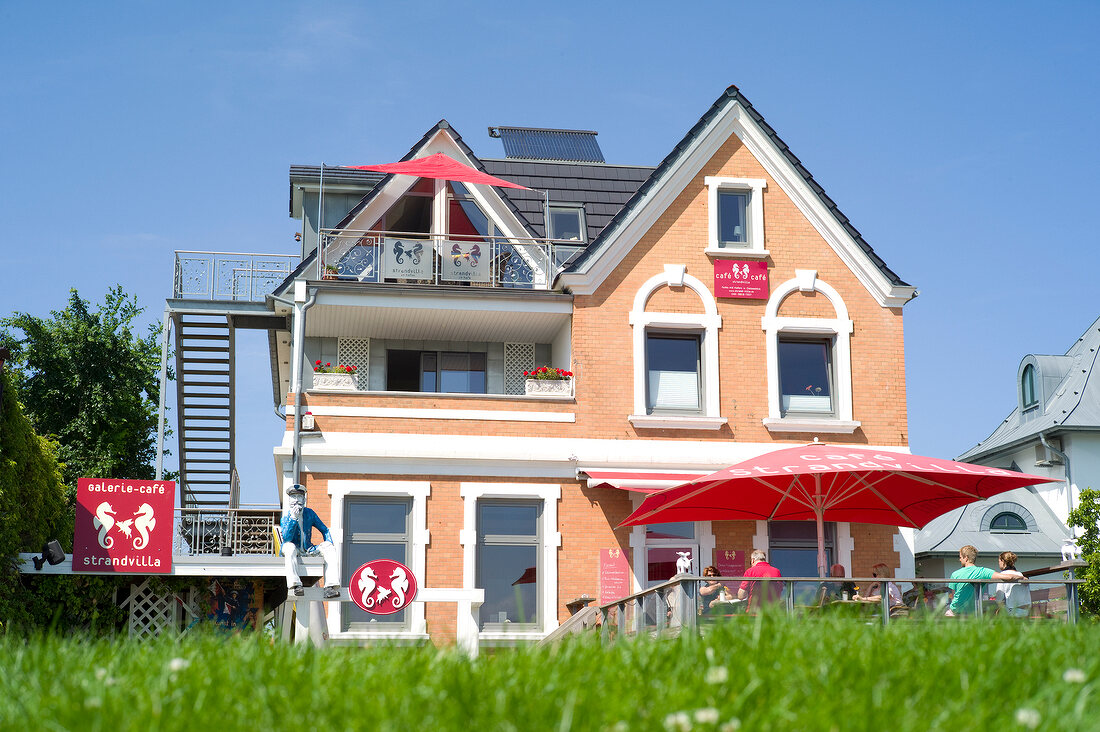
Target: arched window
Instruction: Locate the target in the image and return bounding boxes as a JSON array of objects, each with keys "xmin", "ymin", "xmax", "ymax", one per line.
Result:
[
  {"xmin": 1021, "ymin": 364, "xmax": 1038, "ymax": 409},
  {"xmin": 990, "ymin": 512, "xmax": 1028, "ymax": 532}
]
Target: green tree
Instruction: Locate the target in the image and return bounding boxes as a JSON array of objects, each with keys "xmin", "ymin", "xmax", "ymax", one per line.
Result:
[
  {"xmin": 1067, "ymin": 487, "xmax": 1100, "ymax": 617},
  {"xmin": 0, "ymin": 286, "xmax": 165, "ymax": 490},
  {"xmin": 0, "ymin": 287, "xmax": 168, "ymax": 632}
]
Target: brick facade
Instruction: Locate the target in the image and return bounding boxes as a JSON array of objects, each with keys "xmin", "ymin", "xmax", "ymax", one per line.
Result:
[{"xmin": 283, "ymin": 100, "xmax": 911, "ymax": 647}]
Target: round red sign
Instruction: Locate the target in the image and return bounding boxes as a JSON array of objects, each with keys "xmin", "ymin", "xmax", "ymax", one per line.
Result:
[{"xmin": 348, "ymin": 559, "xmax": 418, "ymax": 615}]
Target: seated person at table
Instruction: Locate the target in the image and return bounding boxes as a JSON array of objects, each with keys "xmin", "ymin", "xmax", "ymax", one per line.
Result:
[
  {"xmin": 990, "ymin": 550, "xmax": 1030, "ymax": 617},
  {"xmin": 854, "ymin": 562, "xmax": 902, "ymax": 607},
  {"xmin": 946, "ymin": 544, "xmax": 1022, "ymax": 616},
  {"xmin": 823, "ymin": 563, "xmax": 858, "ymax": 601},
  {"xmin": 699, "ymin": 565, "xmax": 730, "ymax": 613},
  {"xmin": 738, "ymin": 550, "xmax": 782, "ymax": 612}
]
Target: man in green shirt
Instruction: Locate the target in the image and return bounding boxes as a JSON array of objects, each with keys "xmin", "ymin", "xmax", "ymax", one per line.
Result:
[{"xmin": 946, "ymin": 544, "xmax": 1023, "ymax": 616}]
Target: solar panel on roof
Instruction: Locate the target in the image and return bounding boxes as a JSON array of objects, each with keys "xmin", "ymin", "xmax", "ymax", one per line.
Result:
[{"xmin": 489, "ymin": 126, "xmax": 605, "ymax": 163}]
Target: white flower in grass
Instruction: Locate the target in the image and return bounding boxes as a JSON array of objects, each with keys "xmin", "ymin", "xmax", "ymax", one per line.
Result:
[
  {"xmin": 85, "ymin": 697, "xmax": 102, "ymax": 709},
  {"xmin": 694, "ymin": 708, "xmax": 720, "ymax": 724},
  {"xmin": 1015, "ymin": 708, "xmax": 1041, "ymax": 729},
  {"xmin": 168, "ymin": 657, "xmax": 191, "ymax": 672},
  {"xmin": 1063, "ymin": 668, "xmax": 1087, "ymax": 684},
  {"xmin": 719, "ymin": 720, "xmax": 741, "ymax": 732},
  {"xmin": 95, "ymin": 668, "xmax": 107, "ymax": 680},
  {"xmin": 705, "ymin": 666, "xmax": 729, "ymax": 684},
  {"xmin": 705, "ymin": 647, "xmax": 715, "ymax": 663},
  {"xmin": 663, "ymin": 711, "xmax": 692, "ymax": 731}
]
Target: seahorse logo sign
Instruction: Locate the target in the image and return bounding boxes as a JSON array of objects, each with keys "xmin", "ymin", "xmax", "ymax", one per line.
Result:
[
  {"xmin": 74, "ymin": 478, "xmax": 175, "ymax": 574},
  {"xmin": 349, "ymin": 559, "xmax": 418, "ymax": 616}
]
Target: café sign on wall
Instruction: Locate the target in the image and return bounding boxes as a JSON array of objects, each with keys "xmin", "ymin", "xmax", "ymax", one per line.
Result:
[{"xmin": 714, "ymin": 259, "xmax": 768, "ymax": 299}]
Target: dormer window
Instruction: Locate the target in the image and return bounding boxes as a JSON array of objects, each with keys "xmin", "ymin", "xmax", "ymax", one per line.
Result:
[
  {"xmin": 1021, "ymin": 363, "xmax": 1038, "ymax": 410},
  {"xmin": 705, "ymin": 176, "xmax": 767, "ymax": 257},
  {"xmin": 989, "ymin": 512, "xmax": 1028, "ymax": 532},
  {"xmin": 549, "ymin": 205, "xmax": 586, "ymax": 243}
]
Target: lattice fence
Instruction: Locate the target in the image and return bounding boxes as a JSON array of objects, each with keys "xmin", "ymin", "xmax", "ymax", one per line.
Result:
[
  {"xmin": 127, "ymin": 579, "xmax": 190, "ymax": 639},
  {"xmin": 337, "ymin": 337, "xmax": 370, "ymax": 390},
  {"xmin": 504, "ymin": 342, "xmax": 535, "ymax": 395}
]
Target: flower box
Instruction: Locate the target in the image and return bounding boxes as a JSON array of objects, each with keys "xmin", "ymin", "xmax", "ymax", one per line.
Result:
[
  {"xmin": 525, "ymin": 378, "xmax": 572, "ymax": 397},
  {"xmin": 312, "ymin": 372, "xmax": 356, "ymax": 391}
]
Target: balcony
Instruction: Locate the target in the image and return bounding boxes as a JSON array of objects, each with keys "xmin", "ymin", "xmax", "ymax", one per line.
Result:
[
  {"xmin": 174, "ymin": 251, "xmax": 301, "ymax": 302},
  {"xmin": 320, "ymin": 230, "xmax": 583, "ymax": 291}
]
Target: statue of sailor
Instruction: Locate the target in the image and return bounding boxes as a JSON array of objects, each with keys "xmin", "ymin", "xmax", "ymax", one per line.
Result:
[{"xmin": 280, "ymin": 484, "xmax": 340, "ymax": 598}]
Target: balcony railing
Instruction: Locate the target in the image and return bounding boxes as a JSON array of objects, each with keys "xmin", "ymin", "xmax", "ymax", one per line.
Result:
[
  {"xmin": 174, "ymin": 506, "xmax": 280, "ymax": 556},
  {"xmin": 174, "ymin": 251, "xmax": 301, "ymax": 301},
  {"xmin": 320, "ymin": 229, "xmax": 583, "ymax": 290}
]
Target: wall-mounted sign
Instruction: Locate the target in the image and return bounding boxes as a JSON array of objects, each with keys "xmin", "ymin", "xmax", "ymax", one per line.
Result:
[
  {"xmin": 599, "ymin": 547, "xmax": 631, "ymax": 605},
  {"xmin": 382, "ymin": 238, "xmax": 432, "ymax": 280},
  {"xmin": 716, "ymin": 549, "xmax": 745, "ymax": 578},
  {"xmin": 441, "ymin": 241, "xmax": 490, "ymax": 283},
  {"xmin": 714, "ymin": 259, "xmax": 768, "ymax": 299},
  {"xmin": 73, "ymin": 478, "xmax": 175, "ymax": 573},
  {"xmin": 349, "ymin": 559, "xmax": 418, "ymax": 615}
]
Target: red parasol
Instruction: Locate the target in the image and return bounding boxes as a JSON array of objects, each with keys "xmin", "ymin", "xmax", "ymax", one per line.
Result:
[
  {"xmin": 347, "ymin": 152, "xmax": 530, "ymax": 190},
  {"xmin": 619, "ymin": 444, "xmax": 1058, "ymax": 577}
]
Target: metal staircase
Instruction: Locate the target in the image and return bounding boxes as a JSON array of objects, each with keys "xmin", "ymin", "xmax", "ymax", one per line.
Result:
[{"xmin": 172, "ymin": 313, "xmax": 237, "ymax": 508}]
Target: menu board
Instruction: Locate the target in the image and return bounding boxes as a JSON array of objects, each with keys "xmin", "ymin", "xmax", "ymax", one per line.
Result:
[
  {"xmin": 599, "ymin": 548, "xmax": 631, "ymax": 604},
  {"xmin": 716, "ymin": 549, "xmax": 745, "ymax": 578}
]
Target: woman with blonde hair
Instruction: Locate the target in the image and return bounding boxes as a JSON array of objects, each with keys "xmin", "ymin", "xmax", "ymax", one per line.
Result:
[{"xmin": 855, "ymin": 563, "xmax": 903, "ymax": 607}]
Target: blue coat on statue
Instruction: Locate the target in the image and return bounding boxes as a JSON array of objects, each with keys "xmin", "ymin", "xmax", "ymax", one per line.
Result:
[{"xmin": 280, "ymin": 507, "xmax": 333, "ymax": 554}]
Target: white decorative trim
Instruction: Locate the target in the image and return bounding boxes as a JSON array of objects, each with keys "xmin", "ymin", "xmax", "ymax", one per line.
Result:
[
  {"xmin": 629, "ymin": 414, "xmax": 727, "ymax": 430},
  {"xmin": 761, "ymin": 272, "xmax": 856, "ymax": 429},
  {"xmin": 629, "ymin": 269, "xmax": 723, "ymax": 422},
  {"xmin": 752, "ymin": 521, "xmax": 769, "ymax": 553},
  {"xmin": 761, "ymin": 418, "xmax": 860, "ymax": 434},
  {"xmin": 460, "ymin": 482, "xmax": 561, "ymax": 640},
  {"xmin": 705, "ymin": 176, "xmax": 767, "ymax": 253},
  {"xmin": 836, "ymin": 522, "xmax": 854, "ymax": 573},
  {"xmin": 288, "ymin": 405, "xmax": 575, "ymax": 423},
  {"xmin": 326, "ymin": 480, "xmax": 431, "ymax": 640},
  {"xmin": 558, "ymin": 96, "xmax": 917, "ymax": 307},
  {"xmin": 705, "ymin": 247, "xmax": 770, "ymax": 259}
]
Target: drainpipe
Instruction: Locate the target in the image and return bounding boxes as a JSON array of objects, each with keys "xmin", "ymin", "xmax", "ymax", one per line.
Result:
[
  {"xmin": 1039, "ymin": 432, "xmax": 1073, "ymax": 520},
  {"xmin": 290, "ymin": 281, "xmax": 318, "ymax": 485}
]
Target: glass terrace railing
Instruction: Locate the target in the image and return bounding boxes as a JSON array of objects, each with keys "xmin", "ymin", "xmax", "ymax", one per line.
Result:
[{"xmin": 320, "ymin": 229, "xmax": 584, "ymax": 290}]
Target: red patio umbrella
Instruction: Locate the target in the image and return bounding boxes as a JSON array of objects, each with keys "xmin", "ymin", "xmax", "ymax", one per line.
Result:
[
  {"xmin": 618, "ymin": 444, "xmax": 1058, "ymax": 577},
  {"xmin": 347, "ymin": 153, "xmax": 531, "ymax": 190}
]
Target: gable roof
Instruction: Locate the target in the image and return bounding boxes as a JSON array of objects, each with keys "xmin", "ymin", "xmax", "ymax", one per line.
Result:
[
  {"xmin": 481, "ymin": 159, "xmax": 654, "ymax": 242},
  {"xmin": 915, "ymin": 486, "xmax": 1069, "ymax": 557},
  {"xmin": 558, "ymin": 85, "xmax": 915, "ymax": 306},
  {"xmin": 958, "ymin": 314, "xmax": 1100, "ymax": 462},
  {"xmin": 332, "ymin": 119, "xmax": 535, "ymax": 234}
]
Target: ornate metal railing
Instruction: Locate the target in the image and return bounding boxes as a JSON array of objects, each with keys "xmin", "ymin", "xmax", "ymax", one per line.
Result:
[
  {"xmin": 173, "ymin": 251, "xmax": 301, "ymax": 301},
  {"xmin": 174, "ymin": 507, "xmax": 280, "ymax": 556},
  {"xmin": 320, "ymin": 229, "xmax": 583, "ymax": 290}
]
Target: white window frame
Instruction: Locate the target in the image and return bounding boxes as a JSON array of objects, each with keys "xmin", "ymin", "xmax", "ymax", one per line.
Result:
[
  {"xmin": 326, "ymin": 480, "xmax": 431, "ymax": 642},
  {"xmin": 548, "ymin": 204, "xmax": 588, "ymax": 243},
  {"xmin": 705, "ymin": 176, "xmax": 768, "ymax": 258},
  {"xmin": 460, "ymin": 482, "xmax": 561, "ymax": 643},
  {"xmin": 629, "ymin": 265, "xmax": 726, "ymax": 430},
  {"xmin": 761, "ymin": 270, "xmax": 859, "ymax": 433},
  {"xmin": 627, "ymin": 493, "xmax": 714, "ymax": 593}
]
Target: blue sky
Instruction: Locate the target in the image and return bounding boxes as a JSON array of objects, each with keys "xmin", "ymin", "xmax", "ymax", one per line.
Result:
[{"xmin": 2, "ymin": 2, "xmax": 1097, "ymax": 505}]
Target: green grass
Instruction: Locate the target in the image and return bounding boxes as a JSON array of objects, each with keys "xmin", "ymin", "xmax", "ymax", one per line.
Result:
[{"xmin": 2, "ymin": 615, "xmax": 1098, "ymax": 731}]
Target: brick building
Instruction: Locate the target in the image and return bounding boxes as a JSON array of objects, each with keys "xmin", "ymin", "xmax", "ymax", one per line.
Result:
[{"xmin": 258, "ymin": 85, "xmax": 918, "ymax": 645}]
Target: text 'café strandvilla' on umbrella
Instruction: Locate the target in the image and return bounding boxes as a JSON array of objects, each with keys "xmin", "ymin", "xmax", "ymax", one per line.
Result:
[{"xmin": 71, "ymin": 84, "xmax": 1060, "ymax": 648}]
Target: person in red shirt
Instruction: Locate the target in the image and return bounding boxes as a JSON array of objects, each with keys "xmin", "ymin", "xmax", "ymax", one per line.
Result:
[{"xmin": 738, "ymin": 550, "xmax": 782, "ymax": 611}]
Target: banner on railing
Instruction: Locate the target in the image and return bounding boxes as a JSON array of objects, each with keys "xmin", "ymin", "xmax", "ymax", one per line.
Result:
[
  {"xmin": 600, "ymin": 547, "xmax": 631, "ymax": 605},
  {"xmin": 382, "ymin": 238, "xmax": 432, "ymax": 280},
  {"xmin": 73, "ymin": 479, "xmax": 175, "ymax": 573},
  {"xmin": 441, "ymin": 241, "xmax": 490, "ymax": 283}
]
